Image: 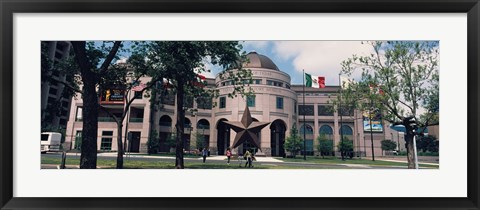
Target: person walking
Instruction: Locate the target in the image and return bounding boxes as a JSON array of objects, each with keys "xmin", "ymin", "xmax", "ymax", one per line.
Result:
[
  {"xmin": 202, "ymin": 148, "xmax": 208, "ymax": 163},
  {"xmin": 244, "ymin": 150, "xmax": 252, "ymax": 168},
  {"xmin": 226, "ymin": 148, "xmax": 232, "ymax": 165}
]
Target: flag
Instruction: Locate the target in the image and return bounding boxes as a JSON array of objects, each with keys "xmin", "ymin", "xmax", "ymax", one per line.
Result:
[
  {"xmin": 193, "ymin": 74, "xmax": 206, "ymax": 87},
  {"xmin": 369, "ymin": 84, "xmax": 384, "ymax": 95},
  {"xmin": 132, "ymin": 83, "xmax": 146, "ymax": 91},
  {"xmin": 305, "ymin": 73, "xmax": 325, "ymax": 88},
  {"xmin": 340, "ymin": 76, "xmax": 354, "ymax": 89}
]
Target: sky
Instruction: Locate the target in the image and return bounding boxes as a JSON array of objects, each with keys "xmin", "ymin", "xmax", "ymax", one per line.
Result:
[
  {"xmin": 214, "ymin": 41, "xmax": 373, "ymax": 85},
  {"xmin": 114, "ymin": 41, "xmax": 373, "ymax": 86}
]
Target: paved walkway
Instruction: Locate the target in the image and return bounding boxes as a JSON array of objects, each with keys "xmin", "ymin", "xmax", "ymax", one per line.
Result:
[{"xmin": 89, "ymin": 153, "xmax": 285, "ymax": 163}]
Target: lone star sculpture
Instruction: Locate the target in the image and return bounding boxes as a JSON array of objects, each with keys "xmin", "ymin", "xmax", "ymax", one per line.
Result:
[{"xmin": 223, "ymin": 105, "xmax": 270, "ymax": 150}]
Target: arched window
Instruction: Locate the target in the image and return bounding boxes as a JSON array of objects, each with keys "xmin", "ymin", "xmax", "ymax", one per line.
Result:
[
  {"xmin": 197, "ymin": 119, "xmax": 210, "ymax": 129},
  {"xmin": 319, "ymin": 125, "xmax": 333, "ymax": 135},
  {"xmin": 185, "ymin": 118, "xmax": 192, "ymax": 128},
  {"xmin": 159, "ymin": 115, "xmax": 172, "ymax": 127},
  {"xmin": 339, "ymin": 125, "xmax": 353, "ymax": 135},
  {"xmin": 299, "ymin": 124, "xmax": 314, "ymax": 134}
]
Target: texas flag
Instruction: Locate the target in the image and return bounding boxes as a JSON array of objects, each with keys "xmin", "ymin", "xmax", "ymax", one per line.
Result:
[{"xmin": 305, "ymin": 73, "xmax": 325, "ymax": 88}]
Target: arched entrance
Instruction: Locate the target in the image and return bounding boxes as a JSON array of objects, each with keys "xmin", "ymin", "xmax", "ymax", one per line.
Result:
[
  {"xmin": 158, "ymin": 115, "xmax": 173, "ymax": 152},
  {"xmin": 196, "ymin": 119, "xmax": 210, "ymax": 150},
  {"xmin": 216, "ymin": 119, "xmax": 230, "ymax": 155},
  {"xmin": 270, "ymin": 119, "xmax": 286, "ymax": 157}
]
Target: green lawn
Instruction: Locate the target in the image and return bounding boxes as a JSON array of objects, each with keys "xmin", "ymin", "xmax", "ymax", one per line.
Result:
[
  {"xmin": 41, "ymin": 156, "xmax": 438, "ymax": 169},
  {"xmin": 41, "ymin": 156, "xmax": 309, "ymax": 169},
  {"xmin": 275, "ymin": 156, "xmax": 438, "ymax": 168}
]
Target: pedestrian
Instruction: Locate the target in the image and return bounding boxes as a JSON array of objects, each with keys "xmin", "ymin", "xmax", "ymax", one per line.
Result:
[
  {"xmin": 226, "ymin": 148, "xmax": 232, "ymax": 165},
  {"xmin": 202, "ymin": 148, "xmax": 208, "ymax": 163},
  {"xmin": 244, "ymin": 150, "xmax": 252, "ymax": 168}
]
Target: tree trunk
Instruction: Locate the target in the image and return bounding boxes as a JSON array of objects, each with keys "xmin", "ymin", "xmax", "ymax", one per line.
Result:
[
  {"xmin": 175, "ymin": 78, "xmax": 185, "ymax": 169},
  {"xmin": 79, "ymin": 68, "xmax": 98, "ymax": 169},
  {"xmin": 116, "ymin": 122, "xmax": 124, "ymax": 169},
  {"xmin": 404, "ymin": 130, "xmax": 416, "ymax": 169}
]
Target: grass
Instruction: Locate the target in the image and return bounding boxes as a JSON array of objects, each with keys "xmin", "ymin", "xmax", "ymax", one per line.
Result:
[
  {"xmin": 41, "ymin": 156, "xmax": 308, "ymax": 169},
  {"xmin": 276, "ymin": 156, "xmax": 438, "ymax": 168},
  {"xmin": 130, "ymin": 153, "xmax": 201, "ymax": 158},
  {"xmin": 41, "ymin": 156, "xmax": 438, "ymax": 169}
]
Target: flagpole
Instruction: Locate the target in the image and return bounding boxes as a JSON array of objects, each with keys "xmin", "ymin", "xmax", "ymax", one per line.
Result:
[{"xmin": 303, "ymin": 69, "xmax": 306, "ymax": 161}]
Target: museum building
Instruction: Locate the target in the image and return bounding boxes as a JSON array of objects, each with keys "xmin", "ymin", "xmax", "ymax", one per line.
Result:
[{"xmin": 65, "ymin": 52, "xmax": 406, "ymax": 157}]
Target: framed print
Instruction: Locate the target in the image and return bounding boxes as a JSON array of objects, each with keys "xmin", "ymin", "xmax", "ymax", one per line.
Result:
[{"xmin": 1, "ymin": 0, "xmax": 479, "ymax": 209}]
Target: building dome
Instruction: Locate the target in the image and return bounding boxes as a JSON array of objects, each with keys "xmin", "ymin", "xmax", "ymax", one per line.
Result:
[{"xmin": 243, "ymin": 51, "xmax": 279, "ymax": 71}]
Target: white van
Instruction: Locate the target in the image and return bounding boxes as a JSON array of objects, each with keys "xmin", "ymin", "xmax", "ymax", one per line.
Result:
[{"xmin": 41, "ymin": 132, "xmax": 62, "ymax": 153}]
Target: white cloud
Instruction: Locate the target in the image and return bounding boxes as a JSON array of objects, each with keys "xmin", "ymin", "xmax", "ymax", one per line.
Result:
[{"xmin": 272, "ymin": 41, "xmax": 373, "ymax": 85}]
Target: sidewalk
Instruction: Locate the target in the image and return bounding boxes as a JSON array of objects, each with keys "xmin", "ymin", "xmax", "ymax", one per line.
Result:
[
  {"xmin": 68, "ymin": 152, "xmax": 284, "ymax": 163},
  {"xmin": 376, "ymin": 157, "xmax": 439, "ymax": 166}
]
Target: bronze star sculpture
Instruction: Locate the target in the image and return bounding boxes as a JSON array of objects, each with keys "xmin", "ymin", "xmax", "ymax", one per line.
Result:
[{"xmin": 223, "ymin": 105, "xmax": 270, "ymax": 150}]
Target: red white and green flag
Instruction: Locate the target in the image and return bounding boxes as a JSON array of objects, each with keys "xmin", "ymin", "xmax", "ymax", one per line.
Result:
[{"xmin": 305, "ymin": 73, "xmax": 325, "ymax": 88}]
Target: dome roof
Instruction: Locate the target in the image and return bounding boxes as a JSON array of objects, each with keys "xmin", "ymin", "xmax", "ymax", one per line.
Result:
[{"xmin": 243, "ymin": 52, "xmax": 279, "ymax": 71}]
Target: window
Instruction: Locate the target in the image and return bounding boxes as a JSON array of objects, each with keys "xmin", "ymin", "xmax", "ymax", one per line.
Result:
[
  {"xmin": 318, "ymin": 105, "xmax": 334, "ymax": 116},
  {"xmin": 48, "ymin": 87, "xmax": 58, "ymax": 96},
  {"xmin": 276, "ymin": 97, "xmax": 283, "ymax": 109},
  {"xmin": 219, "ymin": 97, "xmax": 226, "ymax": 108},
  {"xmin": 74, "ymin": 131, "xmax": 82, "ymax": 149},
  {"xmin": 285, "ymin": 84, "xmax": 291, "ymax": 89},
  {"xmin": 294, "ymin": 102, "xmax": 297, "ymax": 114},
  {"xmin": 298, "ymin": 105, "xmax": 314, "ymax": 116},
  {"xmin": 339, "ymin": 107, "xmax": 354, "ymax": 116},
  {"xmin": 184, "ymin": 96, "xmax": 194, "ymax": 108},
  {"xmin": 100, "ymin": 131, "xmax": 113, "ymax": 151},
  {"xmin": 75, "ymin": 107, "xmax": 83, "ymax": 122},
  {"xmin": 134, "ymin": 91, "xmax": 143, "ymax": 99},
  {"xmin": 247, "ymin": 95, "xmax": 255, "ymax": 107},
  {"xmin": 299, "ymin": 124, "xmax": 314, "ymax": 134},
  {"xmin": 196, "ymin": 97, "xmax": 212, "ymax": 110},
  {"xmin": 160, "ymin": 90, "xmax": 175, "ymax": 105},
  {"xmin": 339, "ymin": 125, "xmax": 353, "ymax": 135},
  {"xmin": 267, "ymin": 80, "xmax": 283, "ymax": 87}
]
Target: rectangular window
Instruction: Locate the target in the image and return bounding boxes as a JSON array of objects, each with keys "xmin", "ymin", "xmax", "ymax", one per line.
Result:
[
  {"xmin": 318, "ymin": 105, "xmax": 334, "ymax": 116},
  {"xmin": 276, "ymin": 97, "xmax": 283, "ymax": 109},
  {"xmin": 100, "ymin": 131, "xmax": 113, "ymax": 151},
  {"xmin": 294, "ymin": 102, "xmax": 297, "ymax": 114},
  {"xmin": 134, "ymin": 91, "xmax": 143, "ymax": 99},
  {"xmin": 75, "ymin": 107, "xmax": 83, "ymax": 122},
  {"xmin": 267, "ymin": 80, "xmax": 283, "ymax": 87},
  {"xmin": 299, "ymin": 105, "xmax": 314, "ymax": 116},
  {"xmin": 74, "ymin": 131, "xmax": 82, "ymax": 149},
  {"xmin": 219, "ymin": 97, "xmax": 226, "ymax": 108},
  {"xmin": 247, "ymin": 95, "xmax": 255, "ymax": 107},
  {"xmin": 48, "ymin": 87, "xmax": 58, "ymax": 96},
  {"xmin": 196, "ymin": 97, "xmax": 212, "ymax": 110}
]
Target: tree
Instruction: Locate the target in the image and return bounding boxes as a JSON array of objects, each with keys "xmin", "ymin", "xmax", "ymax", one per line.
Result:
[
  {"xmin": 381, "ymin": 139, "xmax": 397, "ymax": 153},
  {"xmin": 194, "ymin": 132, "xmax": 206, "ymax": 151},
  {"xmin": 147, "ymin": 130, "xmax": 160, "ymax": 154},
  {"xmin": 316, "ymin": 134, "xmax": 333, "ymax": 158},
  {"xmin": 68, "ymin": 41, "xmax": 123, "ymax": 169},
  {"xmin": 284, "ymin": 125, "xmax": 303, "ymax": 158},
  {"xmin": 340, "ymin": 41, "xmax": 439, "ymax": 168},
  {"xmin": 134, "ymin": 41, "xmax": 252, "ymax": 169},
  {"xmin": 337, "ymin": 137, "xmax": 354, "ymax": 159},
  {"xmin": 417, "ymin": 135, "xmax": 439, "ymax": 153}
]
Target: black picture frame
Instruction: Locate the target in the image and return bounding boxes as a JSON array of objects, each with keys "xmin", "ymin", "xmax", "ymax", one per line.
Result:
[{"xmin": 1, "ymin": 0, "xmax": 479, "ymax": 209}]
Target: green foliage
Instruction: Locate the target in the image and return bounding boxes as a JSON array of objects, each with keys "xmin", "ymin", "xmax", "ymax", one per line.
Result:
[
  {"xmin": 417, "ymin": 135, "xmax": 439, "ymax": 152},
  {"xmin": 194, "ymin": 132, "xmax": 206, "ymax": 150},
  {"xmin": 166, "ymin": 133, "xmax": 177, "ymax": 149},
  {"xmin": 316, "ymin": 134, "xmax": 334, "ymax": 157},
  {"xmin": 381, "ymin": 139, "xmax": 397, "ymax": 151},
  {"xmin": 147, "ymin": 130, "xmax": 160, "ymax": 154},
  {"xmin": 284, "ymin": 125, "xmax": 303, "ymax": 158},
  {"xmin": 337, "ymin": 137, "xmax": 353, "ymax": 154},
  {"xmin": 338, "ymin": 41, "xmax": 439, "ymax": 127}
]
